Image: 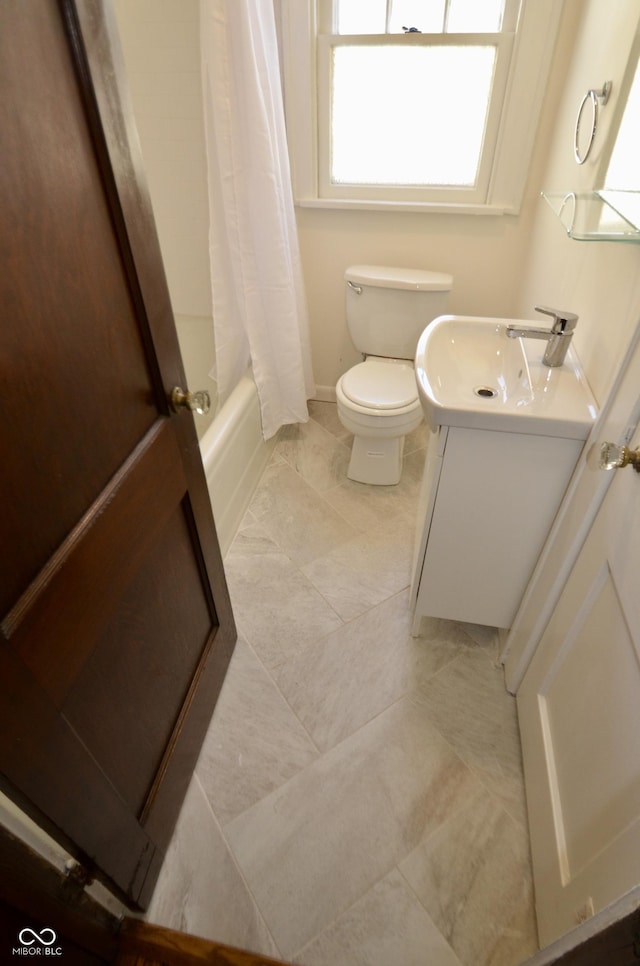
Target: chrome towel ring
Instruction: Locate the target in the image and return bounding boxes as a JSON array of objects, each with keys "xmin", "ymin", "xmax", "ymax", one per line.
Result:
[{"xmin": 574, "ymin": 81, "xmax": 612, "ymax": 164}]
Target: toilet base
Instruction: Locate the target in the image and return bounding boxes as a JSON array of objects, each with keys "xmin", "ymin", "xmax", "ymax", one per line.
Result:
[{"xmin": 347, "ymin": 434, "xmax": 405, "ymax": 485}]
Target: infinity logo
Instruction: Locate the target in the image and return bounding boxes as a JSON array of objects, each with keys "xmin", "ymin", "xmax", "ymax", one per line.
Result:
[{"xmin": 17, "ymin": 929, "xmax": 57, "ymax": 947}]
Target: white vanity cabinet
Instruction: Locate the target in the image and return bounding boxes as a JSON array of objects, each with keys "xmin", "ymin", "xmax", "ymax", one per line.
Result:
[{"xmin": 411, "ymin": 425, "xmax": 585, "ymax": 629}]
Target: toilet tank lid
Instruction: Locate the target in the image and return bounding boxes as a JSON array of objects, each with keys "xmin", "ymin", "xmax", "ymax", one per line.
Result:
[{"xmin": 345, "ymin": 265, "xmax": 452, "ymax": 292}]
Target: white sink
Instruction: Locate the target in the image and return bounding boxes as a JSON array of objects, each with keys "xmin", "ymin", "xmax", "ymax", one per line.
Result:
[{"xmin": 415, "ymin": 315, "xmax": 598, "ymax": 438}]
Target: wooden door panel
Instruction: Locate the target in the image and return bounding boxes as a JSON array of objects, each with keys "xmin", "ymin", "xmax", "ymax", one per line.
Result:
[
  {"xmin": 0, "ymin": 644, "xmax": 154, "ymax": 901},
  {"xmin": 0, "ymin": 0, "xmax": 157, "ymax": 616},
  {"xmin": 0, "ymin": 0, "xmax": 236, "ymax": 909},
  {"xmin": 64, "ymin": 503, "xmax": 214, "ymax": 815},
  {"xmin": 4, "ymin": 422, "xmax": 186, "ymax": 703}
]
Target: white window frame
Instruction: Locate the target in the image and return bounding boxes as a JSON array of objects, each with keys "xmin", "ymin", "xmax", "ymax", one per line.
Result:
[{"xmin": 280, "ymin": 0, "xmax": 565, "ymax": 215}]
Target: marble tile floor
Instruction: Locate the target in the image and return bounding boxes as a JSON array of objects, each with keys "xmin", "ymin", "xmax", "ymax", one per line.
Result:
[{"xmin": 146, "ymin": 400, "xmax": 538, "ymax": 966}]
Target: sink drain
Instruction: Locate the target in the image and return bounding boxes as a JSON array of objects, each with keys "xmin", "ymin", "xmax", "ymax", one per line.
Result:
[{"xmin": 474, "ymin": 385, "xmax": 498, "ymax": 399}]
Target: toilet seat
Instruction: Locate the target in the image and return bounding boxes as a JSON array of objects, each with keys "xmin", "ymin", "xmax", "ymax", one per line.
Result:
[
  {"xmin": 336, "ymin": 355, "xmax": 422, "ymax": 437},
  {"xmin": 340, "ymin": 359, "xmax": 418, "ymax": 411}
]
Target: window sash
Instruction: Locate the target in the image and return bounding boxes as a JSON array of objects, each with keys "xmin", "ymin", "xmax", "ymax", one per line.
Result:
[
  {"xmin": 281, "ymin": 0, "xmax": 565, "ymax": 213},
  {"xmin": 332, "ymin": 0, "xmax": 511, "ymax": 35},
  {"xmin": 318, "ymin": 0, "xmax": 519, "ymax": 35},
  {"xmin": 317, "ymin": 32, "xmax": 514, "ymax": 204}
]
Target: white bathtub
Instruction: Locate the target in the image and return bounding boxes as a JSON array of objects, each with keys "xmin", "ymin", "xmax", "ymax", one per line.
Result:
[
  {"xmin": 200, "ymin": 374, "xmax": 274, "ymax": 556},
  {"xmin": 175, "ymin": 315, "xmax": 274, "ymax": 557}
]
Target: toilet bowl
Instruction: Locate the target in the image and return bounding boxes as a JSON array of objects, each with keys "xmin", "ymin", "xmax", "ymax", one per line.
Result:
[
  {"xmin": 336, "ymin": 358, "xmax": 422, "ymax": 485},
  {"xmin": 337, "ymin": 265, "xmax": 453, "ymax": 486}
]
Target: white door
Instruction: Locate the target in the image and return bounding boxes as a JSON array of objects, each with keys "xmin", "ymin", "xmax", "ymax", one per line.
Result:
[{"xmin": 518, "ymin": 417, "xmax": 640, "ymax": 946}]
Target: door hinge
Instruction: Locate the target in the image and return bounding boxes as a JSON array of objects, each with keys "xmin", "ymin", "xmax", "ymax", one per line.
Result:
[{"xmin": 63, "ymin": 858, "xmax": 94, "ymax": 897}]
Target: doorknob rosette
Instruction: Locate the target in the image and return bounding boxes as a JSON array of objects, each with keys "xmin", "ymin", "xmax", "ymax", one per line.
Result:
[{"xmin": 169, "ymin": 387, "xmax": 211, "ymax": 415}]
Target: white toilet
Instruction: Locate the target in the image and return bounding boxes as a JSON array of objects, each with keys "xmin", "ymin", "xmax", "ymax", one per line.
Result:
[{"xmin": 336, "ymin": 265, "xmax": 452, "ymax": 485}]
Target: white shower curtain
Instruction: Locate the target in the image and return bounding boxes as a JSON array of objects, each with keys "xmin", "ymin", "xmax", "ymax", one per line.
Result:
[{"xmin": 200, "ymin": 0, "xmax": 315, "ymax": 440}]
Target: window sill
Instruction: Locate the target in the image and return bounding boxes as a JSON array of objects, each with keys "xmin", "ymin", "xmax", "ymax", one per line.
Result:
[{"xmin": 295, "ymin": 197, "xmax": 513, "ymax": 215}]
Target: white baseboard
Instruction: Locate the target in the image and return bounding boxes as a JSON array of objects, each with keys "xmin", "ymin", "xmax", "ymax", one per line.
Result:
[{"xmin": 310, "ymin": 385, "xmax": 337, "ymax": 403}]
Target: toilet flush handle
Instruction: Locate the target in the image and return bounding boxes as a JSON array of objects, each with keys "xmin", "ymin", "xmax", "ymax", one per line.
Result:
[{"xmin": 347, "ymin": 280, "xmax": 362, "ymax": 295}]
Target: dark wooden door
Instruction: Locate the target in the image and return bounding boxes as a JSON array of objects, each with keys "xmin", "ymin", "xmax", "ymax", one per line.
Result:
[{"xmin": 0, "ymin": 0, "xmax": 236, "ymax": 909}]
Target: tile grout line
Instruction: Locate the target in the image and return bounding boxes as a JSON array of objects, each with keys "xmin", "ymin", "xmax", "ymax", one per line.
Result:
[
  {"xmin": 193, "ymin": 773, "xmax": 285, "ymax": 962},
  {"xmin": 229, "ymin": 586, "xmax": 516, "ymax": 830},
  {"xmin": 288, "ymin": 863, "xmax": 414, "ymax": 964},
  {"xmin": 409, "ymin": 649, "xmax": 530, "ymax": 832},
  {"xmin": 278, "ymin": 410, "xmax": 426, "ymax": 536},
  {"xmin": 241, "ymin": 634, "xmax": 324, "ymax": 757},
  {"xmin": 394, "ymin": 864, "xmax": 465, "ymax": 966}
]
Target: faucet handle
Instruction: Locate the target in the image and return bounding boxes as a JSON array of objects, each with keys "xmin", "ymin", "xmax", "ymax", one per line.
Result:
[{"xmin": 534, "ymin": 305, "xmax": 579, "ymax": 332}]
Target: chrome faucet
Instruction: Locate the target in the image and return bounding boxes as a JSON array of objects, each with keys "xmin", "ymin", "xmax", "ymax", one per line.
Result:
[{"xmin": 506, "ymin": 305, "xmax": 578, "ymax": 367}]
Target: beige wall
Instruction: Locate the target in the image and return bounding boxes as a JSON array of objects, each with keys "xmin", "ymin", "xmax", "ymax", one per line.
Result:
[
  {"xmin": 516, "ymin": 0, "xmax": 640, "ymax": 407},
  {"xmin": 295, "ymin": 2, "xmax": 583, "ymax": 395},
  {"xmin": 297, "ymin": 205, "xmax": 531, "ymax": 395},
  {"xmin": 113, "ymin": 0, "xmax": 211, "ymax": 320},
  {"xmin": 114, "ymin": 0, "xmax": 640, "ymax": 411}
]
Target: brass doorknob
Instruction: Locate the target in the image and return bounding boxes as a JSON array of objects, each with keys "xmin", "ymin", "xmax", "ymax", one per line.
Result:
[
  {"xmin": 598, "ymin": 441, "xmax": 640, "ymax": 472},
  {"xmin": 169, "ymin": 387, "xmax": 211, "ymax": 415}
]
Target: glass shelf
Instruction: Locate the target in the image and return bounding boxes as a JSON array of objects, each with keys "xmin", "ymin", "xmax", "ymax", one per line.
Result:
[{"xmin": 541, "ymin": 190, "xmax": 640, "ymax": 242}]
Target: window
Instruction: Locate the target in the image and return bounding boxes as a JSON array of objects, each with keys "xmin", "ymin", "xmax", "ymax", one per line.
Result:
[{"xmin": 281, "ymin": 0, "xmax": 564, "ymax": 213}]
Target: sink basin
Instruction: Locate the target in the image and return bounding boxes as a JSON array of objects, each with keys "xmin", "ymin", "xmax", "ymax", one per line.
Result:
[{"xmin": 415, "ymin": 315, "xmax": 598, "ymax": 438}]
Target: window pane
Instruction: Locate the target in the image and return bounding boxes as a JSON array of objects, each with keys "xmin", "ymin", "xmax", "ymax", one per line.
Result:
[
  {"xmin": 605, "ymin": 56, "xmax": 640, "ymax": 190},
  {"xmin": 337, "ymin": 0, "xmax": 387, "ymax": 34},
  {"xmin": 446, "ymin": 0, "xmax": 505, "ymax": 32},
  {"xmin": 331, "ymin": 45, "xmax": 496, "ymax": 186},
  {"xmin": 336, "ymin": 0, "xmax": 506, "ymax": 35},
  {"xmin": 388, "ymin": 0, "xmax": 446, "ymax": 33}
]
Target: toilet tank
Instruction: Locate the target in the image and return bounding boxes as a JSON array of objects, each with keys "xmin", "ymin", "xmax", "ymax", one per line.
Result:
[{"xmin": 345, "ymin": 265, "xmax": 452, "ymax": 359}]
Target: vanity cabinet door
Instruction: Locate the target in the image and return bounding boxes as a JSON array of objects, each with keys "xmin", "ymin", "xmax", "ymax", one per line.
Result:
[{"xmin": 412, "ymin": 427, "xmax": 583, "ymax": 629}]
